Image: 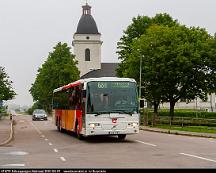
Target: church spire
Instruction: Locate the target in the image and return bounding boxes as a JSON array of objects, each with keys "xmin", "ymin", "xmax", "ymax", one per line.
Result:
[{"xmin": 82, "ymin": 2, "xmax": 91, "ymax": 15}]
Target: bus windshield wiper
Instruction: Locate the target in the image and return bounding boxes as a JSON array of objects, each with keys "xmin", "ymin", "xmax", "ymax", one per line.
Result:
[
  {"xmin": 110, "ymin": 109, "xmax": 134, "ymax": 115},
  {"xmin": 91, "ymin": 111, "xmax": 110, "ymax": 116}
]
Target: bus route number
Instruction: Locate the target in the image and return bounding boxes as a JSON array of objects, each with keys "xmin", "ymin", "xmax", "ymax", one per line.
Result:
[{"xmin": 98, "ymin": 82, "xmax": 107, "ymax": 88}]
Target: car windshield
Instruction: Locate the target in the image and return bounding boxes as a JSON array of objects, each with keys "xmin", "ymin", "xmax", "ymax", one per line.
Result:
[
  {"xmin": 34, "ymin": 109, "xmax": 46, "ymax": 114},
  {"xmin": 86, "ymin": 81, "xmax": 138, "ymax": 114}
]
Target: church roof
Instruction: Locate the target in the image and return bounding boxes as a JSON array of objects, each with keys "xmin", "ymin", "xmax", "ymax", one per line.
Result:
[
  {"xmin": 76, "ymin": 4, "xmax": 99, "ymax": 34},
  {"xmin": 80, "ymin": 63, "xmax": 119, "ymax": 79}
]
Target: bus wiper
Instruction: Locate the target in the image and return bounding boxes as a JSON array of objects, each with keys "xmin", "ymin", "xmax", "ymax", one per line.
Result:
[
  {"xmin": 93, "ymin": 111, "xmax": 109, "ymax": 116},
  {"xmin": 110, "ymin": 109, "xmax": 133, "ymax": 115}
]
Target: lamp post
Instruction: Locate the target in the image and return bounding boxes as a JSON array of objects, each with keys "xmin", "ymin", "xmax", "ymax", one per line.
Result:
[{"xmin": 139, "ymin": 55, "xmax": 142, "ymax": 99}]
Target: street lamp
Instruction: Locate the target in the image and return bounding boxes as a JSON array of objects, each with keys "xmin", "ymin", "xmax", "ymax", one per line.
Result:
[{"xmin": 139, "ymin": 55, "xmax": 142, "ymax": 99}]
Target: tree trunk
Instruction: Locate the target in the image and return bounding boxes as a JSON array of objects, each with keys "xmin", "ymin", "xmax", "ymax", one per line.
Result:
[
  {"xmin": 143, "ymin": 108, "xmax": 148, "ymax": 126},
  {"xmin": 152, "ymin": 103, "xmax": 159, "ymax": 127},
  {"xmin": 169, "ymin": 101, "xmax": 175, "ymax": 126}
]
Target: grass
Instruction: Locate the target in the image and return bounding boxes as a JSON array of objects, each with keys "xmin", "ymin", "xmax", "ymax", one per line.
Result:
[{"xmin": 153, "ymin": 124, "xmax": 216, "ymax": 134}]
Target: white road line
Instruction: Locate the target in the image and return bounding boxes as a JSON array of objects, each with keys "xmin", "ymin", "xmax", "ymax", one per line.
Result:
[
  {"xmin": 60, "ymin": 157, "xmax": 66, "ymax": 162},
  {"xmin": 135, "ymin": 140, "xmax": 157, "ymax": 147},
  {"xmin": 54, "ymin": 149, "xmax": 58, "ymax": 153},
  {"xmin": 41, "ymin": 135, "xmax": 45, "ymax": 138},
  {"xmin": 209, "ymin": 140, "xmax": 216, "ymax": 143},
  {"xmin": 30, "ymin": 122, "xmax": 42, "ymax": 135},
  {"xmin": 45, "ymin": 138, "xmax": 48, "ymax": 141},
  {"xmin": 1, "ymin": 164, "xmax": 25, "ymax": 167},
  {"xmin": 180, "ymin": 153, "xmax": 216, "ymax": 163},
  {"xmin": 48, "ymin": 142, "xmax": 53, "ymax": 146}
]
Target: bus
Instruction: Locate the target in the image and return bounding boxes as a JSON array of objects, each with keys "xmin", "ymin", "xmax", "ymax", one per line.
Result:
[{"xmin": 52, "ymin": 77, "xmax": 140, "ymax": 140}]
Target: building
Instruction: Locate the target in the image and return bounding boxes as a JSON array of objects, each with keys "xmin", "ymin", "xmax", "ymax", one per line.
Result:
[
  {"xmin": 160, "ymin": 93, "xmax": 216, "ymax": 112},
  {"xmin": 72, "ymin": 3, "xmax": 118, "ymax": 78}
]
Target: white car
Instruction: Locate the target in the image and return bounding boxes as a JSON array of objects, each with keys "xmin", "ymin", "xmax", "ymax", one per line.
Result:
[{"xmin": 32, "ymin": 109, "xmax": 48, "ymax": 121}]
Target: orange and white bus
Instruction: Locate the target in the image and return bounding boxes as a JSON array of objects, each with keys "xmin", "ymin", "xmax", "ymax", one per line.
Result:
[{"xmin": 52, "ymin": 77, "xmax": 139, "ymax": 140}]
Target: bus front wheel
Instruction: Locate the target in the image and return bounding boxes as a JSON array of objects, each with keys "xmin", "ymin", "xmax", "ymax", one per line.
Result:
[{"xmin": 118, "ymin": 134, "xmax": 126, "ymax": 140}]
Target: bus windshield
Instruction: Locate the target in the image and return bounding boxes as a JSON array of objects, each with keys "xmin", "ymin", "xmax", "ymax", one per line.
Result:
[{"xmin": 86, "ymin": 81, "xmax": 138, "ymax": 114}]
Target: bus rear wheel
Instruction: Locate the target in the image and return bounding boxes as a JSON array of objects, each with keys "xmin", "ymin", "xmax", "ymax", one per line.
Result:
[
  {"xmin": 118, "ymin": 134, "xmax": 126, "ymax": 140},
  {"xmin": 58, "ymin": 120, "xmax": 63, "ymax": 132}
]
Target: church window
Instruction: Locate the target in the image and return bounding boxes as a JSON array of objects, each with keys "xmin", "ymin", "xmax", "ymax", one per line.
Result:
[{"xmin": 85, "ymin": 48, "xmax": 90, "ymax": 61}]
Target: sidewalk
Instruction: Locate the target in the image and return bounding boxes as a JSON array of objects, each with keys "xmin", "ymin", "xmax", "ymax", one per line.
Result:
[
  {"xmin": 140, "ymin": 126, "xmax": 216, "ymax": 139},
  {"xmin": 0, "ymin": 116, "xmax": 13, "ymax": 146}
]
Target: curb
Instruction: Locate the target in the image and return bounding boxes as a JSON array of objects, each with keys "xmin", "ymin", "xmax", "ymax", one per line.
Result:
[
  {"xmin": 140, "ymin": 126, "xmax": 216, "ymax": 139},
  {"xmin": 0, "ymin": 119, "xmax": 14, "ymax": 146}
]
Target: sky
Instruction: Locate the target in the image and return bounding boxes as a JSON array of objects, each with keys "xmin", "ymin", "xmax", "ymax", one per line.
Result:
[{"xmin": 1, "ymin": 0, "xmax": 216, "ymax": 107}]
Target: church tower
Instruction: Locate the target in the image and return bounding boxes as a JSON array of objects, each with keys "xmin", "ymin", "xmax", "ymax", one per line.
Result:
[{"xmin": 72, "ymin": 3, "xmax": 102, "ymax": 77}]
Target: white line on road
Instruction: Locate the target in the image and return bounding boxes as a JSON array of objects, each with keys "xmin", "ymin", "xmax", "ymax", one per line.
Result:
[
  {"xmin": 41, "ymin": 135, "xmax": 45, "ymax": 138},
  {"xmin": 1, "ymin": 164, "xmax": 25, "ymax": 167},
  {"xmin": 54, "ymin": 149, "xmax": 58, "ymax": 153},
  {"xmin": 45, "ymin": 138, "xmax": 48, "ymax": 141},
  {"xmin": 209, "ymin": 140, "xmax": 216, "ymax": 143},
  {"xmin": 180, "ymin": 153, "xmax": 216, "ymax": 163},
  {"xmin": 135, "ymin": 140, "xmax": 157, "ymax": 147},
  {"xmin": 48, "ymin": 142, "xmax": 53, "ymax": 146},
  {"xmin": 60, "ymin": 157, "xmax": 66, "ymax": 162},
  {"xmin": 30, "ymin": 122, "xmax": 42, "ymax": 135}
]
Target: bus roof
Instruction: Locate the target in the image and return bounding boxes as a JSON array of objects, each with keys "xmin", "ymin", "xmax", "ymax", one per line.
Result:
[{"xmin": 53, "ymin": 77, "xmax": 136, "ymax": 93}]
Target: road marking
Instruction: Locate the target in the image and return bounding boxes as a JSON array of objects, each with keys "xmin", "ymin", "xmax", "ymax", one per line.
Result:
[
  {"xmin": 7, "ymin": 151, "xmax": 28, "ymax": 156},
  {"xmin": 135, "ymin": 140, "xmax": 157, "ymax": 147},
  {"xmin": 54, "ymin": 149, "xmax": 58, "ymax": 153},
  {"xmin": 48, "ymin": 142, "xmax": 53, "ymax": 146},
  {"xmin": 30, "ymin": 122, "xmax": 42, "ymax": 135},
  {"xmin": 41, "ymin": 135, "xmax": 45, "ymax": 138},
  {"xmin": 45, "ymin": 138, "xmax": 48, "ymax": 141},
  {"xmin": 1, "ymin": 164, "xmax": 25, "ymax": 167},
  {"xmin": 209, "ymin": 140, "xmax": 216, "ymax": 143},
  {"xmin": 60, "ymin": 157, "xmax": 66, "ymax": 162},
  {"xmin": 180, "ymin": 153, "xmax": 216, "ymax": 163}
]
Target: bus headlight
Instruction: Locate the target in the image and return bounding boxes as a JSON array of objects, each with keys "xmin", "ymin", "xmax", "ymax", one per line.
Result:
[
  {"xmin": 132, "ymin": 123, "xmax": 138, "ymax": 127},
  {"xmin": 89, "ymin": 123, "xmax": 100, "ymax": 128},
  {"xmin": 128, "ymin": 122, "xmax": 138, "ymax": 127},
  {"xmin": 89, "ymin": 124, "xmax": 95, "ymax": 128}
]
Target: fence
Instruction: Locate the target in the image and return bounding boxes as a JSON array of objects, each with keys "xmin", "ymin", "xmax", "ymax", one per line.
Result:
[{"xmin": 140, "ymin": 109, "xmax": 216, "ymax": 127}]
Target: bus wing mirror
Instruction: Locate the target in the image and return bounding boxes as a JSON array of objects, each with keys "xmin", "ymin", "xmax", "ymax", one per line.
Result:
[
  {"xmin": 140, "ymin": 99, "xmax": 144, "ymax": 108},
  {"xmin": 82, "ymin": 90, "xmax": 86, "ymax": 98}
]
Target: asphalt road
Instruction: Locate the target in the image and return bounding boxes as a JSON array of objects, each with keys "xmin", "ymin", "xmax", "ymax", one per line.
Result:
[{"xmin": 0, "ymin": 115, "xmax": 216, "ymax": 169}]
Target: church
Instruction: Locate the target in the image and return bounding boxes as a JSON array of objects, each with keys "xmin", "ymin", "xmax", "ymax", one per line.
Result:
[{"xmin": 72, "ymin": 3, "xmax": 119, "ymax": 79}]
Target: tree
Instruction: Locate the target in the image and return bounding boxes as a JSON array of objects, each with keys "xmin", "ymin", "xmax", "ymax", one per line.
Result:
[
  {"xmin": 116, "ymin": 13, "xmax": 179, "ymax": 125},
  {"xmin": 30, "ymin": 42, "xmax": 80, "ymax": 113},
  {"xmin": 0, "ymin": 66, "xmax": 16, "ymax": 101},
  {"xmin": 117, "ymin": 13, "xmax": 178, "ymax": 77},
  {"xmin": 123, "ymin": 24, "xmax": 216, "ymax": 123}
]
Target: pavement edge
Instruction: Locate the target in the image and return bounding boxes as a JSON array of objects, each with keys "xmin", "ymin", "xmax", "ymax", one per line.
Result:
[{"xmin": 0, "ymin": 119, "xmax": 14, "ymax": 146}]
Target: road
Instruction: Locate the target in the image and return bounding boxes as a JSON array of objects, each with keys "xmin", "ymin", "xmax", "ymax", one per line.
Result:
[{"xmin": 0, "ymin": 114, "xmax": 216, "ymax": 169}]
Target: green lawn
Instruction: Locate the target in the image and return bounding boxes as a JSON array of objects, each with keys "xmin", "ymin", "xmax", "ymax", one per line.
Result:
[{"xmin": 153, "ymin": 124, "xmax": 216, "ymax": 134}]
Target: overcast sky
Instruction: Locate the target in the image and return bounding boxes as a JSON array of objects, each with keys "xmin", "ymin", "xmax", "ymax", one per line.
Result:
[{"xmin": 1, "ymin": 0, "xmax": 216, "ymax": 107}]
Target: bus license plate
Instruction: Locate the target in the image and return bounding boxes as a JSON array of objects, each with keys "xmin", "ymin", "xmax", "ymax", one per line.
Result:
[{"xmin": 109, "ymin": 131, "xmax": 119, "ymax": 134}]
